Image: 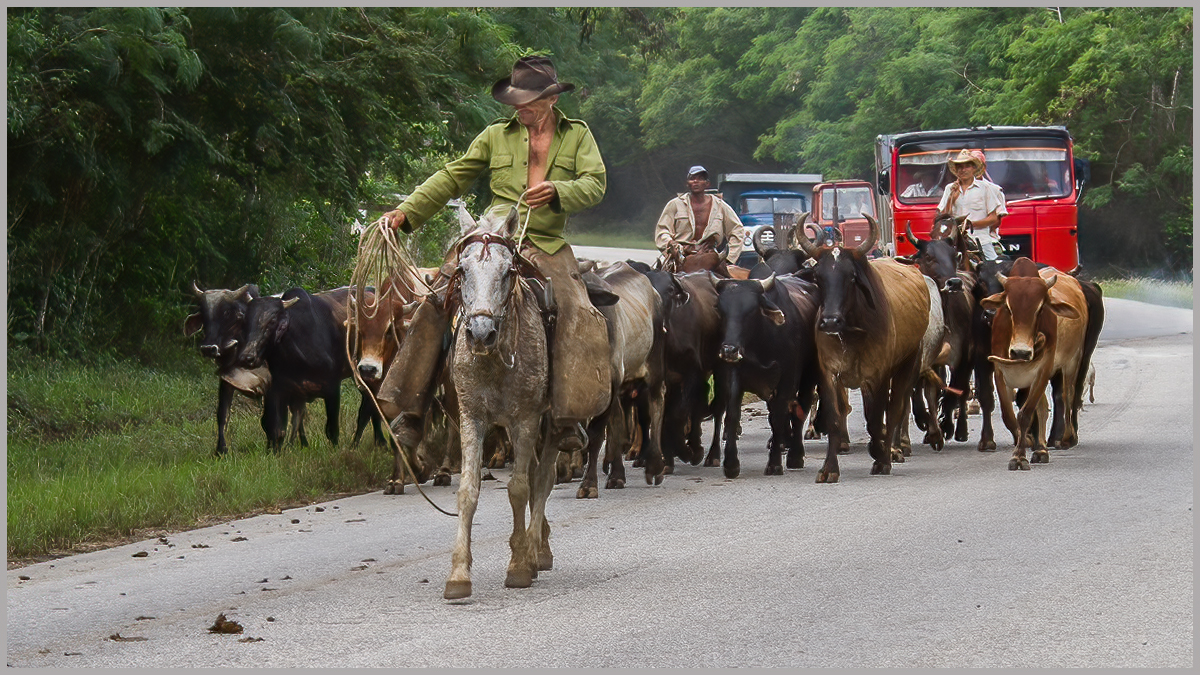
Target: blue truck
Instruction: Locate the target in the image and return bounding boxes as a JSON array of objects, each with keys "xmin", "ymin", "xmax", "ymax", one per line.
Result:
[{"xmin": 717, "ymin": 173, "xmax": 823, "ymax": 267}]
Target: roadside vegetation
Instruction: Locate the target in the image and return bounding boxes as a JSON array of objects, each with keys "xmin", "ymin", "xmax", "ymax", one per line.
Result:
[
  {"xmin": 1095, "ymin": 276, "xmax": 1193, "ymax": 309},
  {"xmin": 6, "ymin": 349, "xmax": 395, "ymax": 561}
]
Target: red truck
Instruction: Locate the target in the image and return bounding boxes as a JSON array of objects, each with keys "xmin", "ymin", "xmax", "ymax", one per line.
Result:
[{"xmin": 874, "ymin": 125, "xmax": 1089, "ymax": 271}]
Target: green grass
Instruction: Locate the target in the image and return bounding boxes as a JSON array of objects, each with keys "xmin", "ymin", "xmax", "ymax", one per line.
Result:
[
  {"xmin": 7, "ymin": 350, "xmax": 396, "ymax": 561},
  {"xmin": 1095, "ymin": 277, "xmax": 1193, "ymax": 309}
]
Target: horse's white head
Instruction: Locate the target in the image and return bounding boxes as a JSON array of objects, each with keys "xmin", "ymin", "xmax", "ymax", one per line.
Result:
[{"xmin": 458, "ymin": 206, "xmax": 521, "ymax": 354}]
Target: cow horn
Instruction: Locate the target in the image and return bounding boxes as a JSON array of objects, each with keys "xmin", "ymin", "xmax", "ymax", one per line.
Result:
[
  {"xmin": 905, "ymin": 222, "xmax": 921, "ymax": 246},
  {"xmin": 789, "ymin": 212, "xmax": 810, "ymax": 250},
  {"xmin": 996, "ymin": 272, "xmax": 1008, "ymax": 286},
  {"xmin": 794, "ymin": 213, "xmax": 820, "ymax": 257},
  {"xmin": 234, "ymin": 284, "xmax": 252, "ymax": 300},
  {"xmin": 752, "ymin": 226, "xmax": 777, "ymax": 258},
  {"xmin": 282, "ymin": 297, "xmax": 300, "ymax": 309},
  {"xmin": 859, "ymin": 214, "xmax": 880, "ymax": 255},
  {"xmin": 192, "ymin": 281, "xmax": 205, "ymax": 297},
  {"xmin": 1044, "ymin": 274, "xmax": 1058, "ymax": 289},
  {"xmin": 758, "ymin": 273, "xmax": 776, "ymax": 293}
]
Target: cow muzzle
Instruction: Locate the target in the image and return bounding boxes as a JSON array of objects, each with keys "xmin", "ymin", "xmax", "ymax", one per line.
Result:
[
  {"xmin": 199, "ymin": 344, "xmax": 220, "ymax": 358},
  {"xmin": 719, "ymin": 344, "xmax": 744, "ymax": 363},
  {"xmin": 818, "ymin": 314, "xmax": 845, "ymax": 334},
  {"xmin": 943, "ymin": 277, "xmax": 963, "ymax": 293},
  {"xmin": 357, "ymin": 358, "xmax": 383, "ymax": 383}
]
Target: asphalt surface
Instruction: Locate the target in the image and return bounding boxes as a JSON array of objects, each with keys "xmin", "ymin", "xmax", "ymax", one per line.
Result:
[{"xmin": 6, "ymin": 252, "xmax": 1193, "ymax": 668}]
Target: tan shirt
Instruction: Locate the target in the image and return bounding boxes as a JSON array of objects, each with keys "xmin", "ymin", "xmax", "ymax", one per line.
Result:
[{"xmin": 654, "ymin": 193, "xmax": 746, "ymax": 264}]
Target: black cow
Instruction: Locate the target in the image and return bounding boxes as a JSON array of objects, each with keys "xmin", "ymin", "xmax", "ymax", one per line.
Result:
[
  {"xmin": 237, "ymin": 287, "xmax": 383, "ymax": 451},
  {"xmin": 184, "ymin": 283, "xmax": 284, "ymax": 456},
  {"xmin": 900, "ymin": 218, "xmax": 976, "ymax": 444},
  {"xmin": 627, "ymin": 262, "xmax": 725, "ymax": 471},
  {"xmin": 712, "ymin": 274, "xmax": 821, "ymax": 478}
]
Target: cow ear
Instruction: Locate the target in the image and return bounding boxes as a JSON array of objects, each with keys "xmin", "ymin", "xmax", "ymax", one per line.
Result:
[
  {"xmin": 980, "ymin": 292, "xmax": 1005, "ymax": 311},
  {"xmin": 1048, "ymin": 300, "xmax": 1081, "ymax": 320},
  {"xmin": 184, "ymin": 312, "xmax": 203, "ymax": 337},
  {"xmin": 760, "ymin": 297, "xmax": 786, "ymax": 326},
  {"xmin": 855, "ymin": 275, "xmax": 876, "ymax": 309},
  {"xmin": 895, "ymin": 255, "xmax": 916, "ymax": 265},
  {"xmin": 275, "ymin": 313, "xmax": 290, "ymax": 342}
]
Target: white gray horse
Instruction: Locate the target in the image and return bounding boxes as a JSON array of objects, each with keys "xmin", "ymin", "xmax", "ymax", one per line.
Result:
[{"xmin": 443, "ymin": 206, "xmax": 556, "ymax": 600}]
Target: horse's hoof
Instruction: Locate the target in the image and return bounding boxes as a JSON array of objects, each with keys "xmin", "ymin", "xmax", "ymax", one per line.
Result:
[
  {"xmin": 504, "ymin": 568, "xmax": 534, "ymax": 589},
  {"xmin": 444, "ymin": 580, "xmax": 472, "ymax": 600},
  {"xmin": 871, "ymin": 461, "xmax": 891, "ymax": 475},
  {"xmin": 577, "ymin": 485, "xmax": 598, "ymax": 499}
]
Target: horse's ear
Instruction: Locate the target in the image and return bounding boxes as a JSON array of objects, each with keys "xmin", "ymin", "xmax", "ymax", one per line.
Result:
[{"xmin": 503, "ymin": 206, "xmax": 521, "ymax": 237}]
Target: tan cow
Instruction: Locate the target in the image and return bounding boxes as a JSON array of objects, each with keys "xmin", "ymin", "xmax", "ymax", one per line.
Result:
[
  {"xmin": 796, "ymin": 214, "xmax": 931, "ymax": 482},
  {"xmin": 979, "ymin": 257, "xmax": 1087, "ymax": 470}
]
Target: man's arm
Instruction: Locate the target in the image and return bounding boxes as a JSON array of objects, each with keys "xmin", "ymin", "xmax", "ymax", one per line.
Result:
[
  {"xmin": 722, "ymin": 201, "xmax": 745, "ymax": 264},
  {"xmin": 936, "ymin": 183, "xmax": 956, "ymax": 216},
  {"xmin": 385, "ymin": 127, "xmax": 492, "ymax": 231},
  {"xmin": 547, "ymin": 125, "xmax": 606, "ymax": 214},
  {"xmin": 654, "ymin": 200, "xmax": 680, "ymax": 252}
]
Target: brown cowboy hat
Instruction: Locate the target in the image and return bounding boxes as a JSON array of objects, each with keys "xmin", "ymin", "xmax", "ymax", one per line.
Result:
[
  {"xmin": 947, "ymin": 148, "xmax": 984, "ymax": 172},
  {"xmin": 491, "ymin": 56, "xmax": 575, "ymax": 106}
]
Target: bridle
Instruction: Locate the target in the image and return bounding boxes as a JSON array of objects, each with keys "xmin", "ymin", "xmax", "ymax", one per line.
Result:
[{"xmin": 446, "ymin": 230, "xmax": 546, "ymax": 332}]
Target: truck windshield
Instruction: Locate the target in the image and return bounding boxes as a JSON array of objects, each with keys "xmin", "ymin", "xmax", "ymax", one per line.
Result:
[
  {"xmin": 741, "ymin": 196, "xmax": 807, "ymax": 214},
  {"xmin": 896, "ymin": 137, "xmax": 1072, "ymax": 203},
  {"xmin": 820, "ymin": 187, "xmax": 876, "ymax": 221}
]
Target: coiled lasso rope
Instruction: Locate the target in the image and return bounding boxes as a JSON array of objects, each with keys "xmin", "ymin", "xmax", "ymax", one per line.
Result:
[{"xmin": 344, "ymin": 214, "xmax": 454, "ymax": 516}]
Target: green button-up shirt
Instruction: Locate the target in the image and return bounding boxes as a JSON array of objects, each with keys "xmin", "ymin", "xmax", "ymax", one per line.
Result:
[{"xmin": 397, "ymin": 107, "xmax": 607, "ymax": 254}]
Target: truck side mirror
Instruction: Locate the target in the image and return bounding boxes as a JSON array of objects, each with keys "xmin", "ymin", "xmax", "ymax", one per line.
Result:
[{"xmin": 877, "ymin": 169, "xmax": 890, "ymax": 195}]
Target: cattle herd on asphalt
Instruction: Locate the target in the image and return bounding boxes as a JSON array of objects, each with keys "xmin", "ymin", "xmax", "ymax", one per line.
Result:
[{"xmin": 186, "ymin": 208, "xmax": 1104, "ymax": 598}]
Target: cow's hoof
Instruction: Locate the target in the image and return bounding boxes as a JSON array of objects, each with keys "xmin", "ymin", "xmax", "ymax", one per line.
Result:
[
  {"xmin": 1009, "ymin": 457, "xmax": 1031, "ymax": 471},
  {"xmin": 786, "ymin": 453, "xmax": 804, "ymax": 469},
  {"xmin": 433, "ymin": 473, "xmax": 452, "ymax": 487},
  {"xmin": 383, "ymin": 480, "xmax": 404, "ymax": 495},
  {"xmin": 816, "ymin": 470, "xmax": 839, "ymax": 484},
  {"xmin": 890, "ymin": 449, "xmax": 906, "ymax": 463},
  {"xmin": 653, "ymin": 472, "xmax": 663, "ymax": 486},
  {"xmin": 631, "ymin": 458, "xmax": 645, "ymax": 468},
  {"xmin": 837, "ymin": 442, "xmax": 850, "ymax": 455},
  {"xmin": 606, "ymin": 477, "xmax": 626, "ymax": 490},
  {"xmin": 661, "ymin": 464, "xmax": 675, "ymax": 475},
  {"xmin": 954, "ymin": 423, "xmax": 969, "ymax": 442},
  {"xmin": 871, "ymin": 461, "xmax": 891, "ymax": 475},
  {"xmin": 504, "ymin": 568, "xmax": 534, "ymax": 589},
  {"xmin": 444, "ymin": 580, "xmax": 472, "ymax": 600},
  {"xmin": 804, "ymin": 428, "xmax": 819, "ymax": 440},
  {"xmin": 723, "ymin": 461, "xmax": 740, "ymax": 479},
  {"xmin": 977, "ymin": 440, "xmax": 997, "ymax": 453},
  {"xmin": 704, "ymin": 454, "xmax": 721, "ymax": 468},
  {"xmin": 1031, "ymin": 449, "xmax": 1050, "ymax": 464},
  {"xmin": 537, "ymin": 551, "xmax": 553, "ymax": 571},
  {"xmin": 765, "ymin": 465, "xmax": 783, "ymax": 476},
  {"xmin": 577, "ymin": 485, "xmax": 598, "ymax": 499},
  {"xmin": 1059, "ymin": 435, "xmax": 1078, "ymax": 449}
]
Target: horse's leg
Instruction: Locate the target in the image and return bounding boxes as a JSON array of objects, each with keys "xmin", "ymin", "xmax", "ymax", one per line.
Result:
[
  {"xmin": 529, "ymin": 415, "xmax": 558, "ymax": 572},
  {"xmin": 445, "ymin": 415, "xmax": 484, "ymax": 600},
  {"xmin": 504, "ymin": 418, "xmax": 538, "ymax": 589}
]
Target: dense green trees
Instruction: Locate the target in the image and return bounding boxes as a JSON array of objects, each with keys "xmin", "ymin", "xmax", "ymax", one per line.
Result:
[{"xmin": 7, "ymin": 7, "xmax": 1192, "ymax": 359}]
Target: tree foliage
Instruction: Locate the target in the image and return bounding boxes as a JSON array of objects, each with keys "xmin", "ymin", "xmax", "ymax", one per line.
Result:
[{"xmin": 7, "ymin": 7, "xmax": 1192, "ymax": 359}]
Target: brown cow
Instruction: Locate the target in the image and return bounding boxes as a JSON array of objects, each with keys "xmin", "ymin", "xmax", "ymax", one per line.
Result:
[
  {"xmin": 979, "ymin": 257, "xmax": 1087, "ymax": 470},
  {"xmin": 796, "ymin": 214, "xmax": 931, "ymax": 482}
]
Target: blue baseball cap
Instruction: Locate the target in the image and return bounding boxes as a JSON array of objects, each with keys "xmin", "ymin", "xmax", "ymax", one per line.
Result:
[{"xmin": 687, "ymin": 165, "xmax": 708, "ymax": 178}]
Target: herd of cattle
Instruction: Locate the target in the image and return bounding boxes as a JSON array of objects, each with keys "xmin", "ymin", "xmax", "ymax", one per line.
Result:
[{"xmin": 186, "ymin": 208, "xmax": 1104, "ymax": 598}]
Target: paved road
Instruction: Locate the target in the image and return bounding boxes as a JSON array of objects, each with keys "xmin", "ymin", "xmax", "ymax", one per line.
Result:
[{"xmin": 7, "ymin": 260, "xmax": 1192, "ymax": 668}]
